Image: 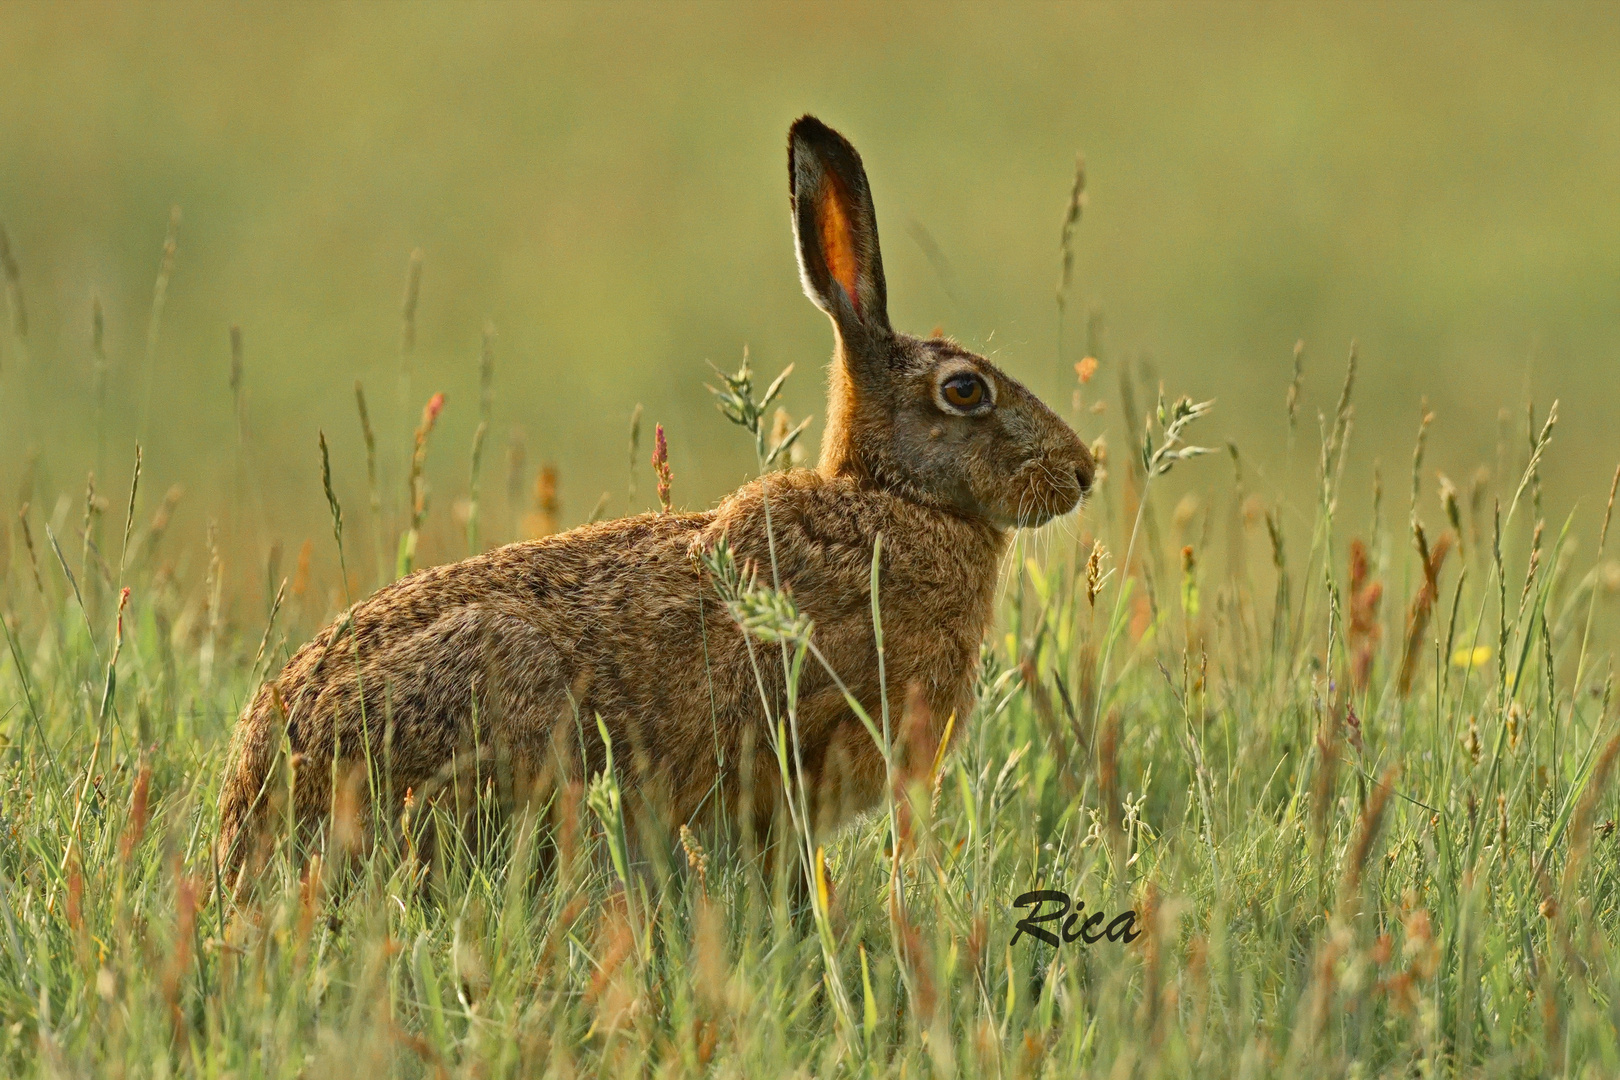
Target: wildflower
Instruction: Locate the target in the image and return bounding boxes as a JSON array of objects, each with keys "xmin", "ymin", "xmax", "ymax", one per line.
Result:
[
  {"xmin": 1075, "ymin": 356, "xmax": 1098, "ymax": 384},
  {"xmin": 1452, "ymin": 645, "xmax": 1491, "ymax": 668}
]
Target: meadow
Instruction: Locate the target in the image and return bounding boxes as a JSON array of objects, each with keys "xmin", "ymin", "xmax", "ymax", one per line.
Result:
[
  {"xmin": 3, "ymin": 3, "xmax": 1620, "ymax": 1076},
  {"xmin": 1, "ymin": 261, "xmax": 1619, "ymax": 1075}
]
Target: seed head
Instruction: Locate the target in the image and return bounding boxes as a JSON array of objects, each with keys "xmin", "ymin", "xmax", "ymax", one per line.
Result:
[
  {"xmin": 652, "ymin": 423, "xmax": 673, "ymax": 513},
  {"xmin": 1084, "ymin": 539, "xmax": 1111, "ymax": 608}
]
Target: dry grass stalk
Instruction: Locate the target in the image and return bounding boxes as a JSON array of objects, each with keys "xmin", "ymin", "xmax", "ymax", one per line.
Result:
[
  {"xmin": 229, "ymin": 324, "xmax": 245, "ymax": 438},
  {"xmin": 141, "ymin": 484, "xmax": 185, "ymax": 568},
  {"xmin": 1099, "ymin": 706, "xmax": 1124, "ymax": 856},
  {"xmin": 1398, "ymin": 523, "xmax": 1453, "ymax": 696},
  {"xmin": 139, "ymin": 206, "xmax": 181, "ymax": 435},
  {"xmin": 0, "ymin": 222, "xmax": 25, "ymax": 340},
  {"xmin": 626, "ymin": 403, "xmax": 643, "ymax": 510},
  {"xmin": 397, "ymin": 391, "xmax": 446, "ymax": 575},
  {"xmin": 1560, "ymin": 728, "xmax": 1620, "ymax": 900},
  {"xmin": 890, "ymin": 684, "xmax": 937, "ymax": 859},
  {"xmin": 1347, "ymin": 538, "xmax": 1384, "ymax": 690},
  {"xmin": 409, "ymin": 393, "xmax": 447, "ymax": 518},
  {"xmin": 1054, "ymin": 152, "xmax": 1086, "ymax": 309},
  {"xmin": 1311, "ymin": 699, "xmax": 1340, "ymax": 857},
  {"xmin": 291, "ymin": 538, "xmax": 313, "ymax": 599},
  {"xmin": 1285, "ymin": 339, "xmax": 1304, "ymax": 438},
  {"xmin": 523, "ymin": 465, "xmax": 560, "ymax": 538},
  {"xmin": 120, "ymin": 761, "xmax": 152, "ymax": 864},
  {"xmin": 16, "ymin": 504, "xmax": 43, "ymax": 596},
  {"xmin": 163, "ymin": 864, "xmax": 198, "ymax": 1042},
  {"xmin": 505, "ymin": 427, "xmax": 527, "ymax": 539},
  {"xmin": 354, "ymin": 381, "xmax": 383, "ymax": 580},
  {"xmin": 92, "ymin": 296, "xmax": 108, "ymax": 470},
  {"xmin": 1343, "ymin": 764, "xmax": 1397, "ymax": 901},
  {"xmin": 1019, "ymin": 657, "xmax": 1060, "ymax": 749},
  {"xmin": 466, "ymin": 323, "xmax": 497, "ymax": 554},
  {"xmin": 652, "ymin": 423, "xmax": 672, "ymax": 513},
  {"xmin": 400, "ymin": 248, "xmax": 423, "ymax": 355}
]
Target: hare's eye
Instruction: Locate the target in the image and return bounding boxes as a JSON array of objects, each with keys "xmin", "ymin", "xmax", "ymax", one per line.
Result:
[{"xmin": 941, "ymin": 374, "xmax": 987, "ymax": 411}]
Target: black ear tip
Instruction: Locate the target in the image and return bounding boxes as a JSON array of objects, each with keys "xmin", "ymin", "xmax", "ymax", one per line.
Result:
[
  {"xmin": 788, "ymin": 115, "xmax": 857, "ymax": 160},
  {"xmin": 790, "ymin": 114, "xmax": 834, "ymax": 141}
]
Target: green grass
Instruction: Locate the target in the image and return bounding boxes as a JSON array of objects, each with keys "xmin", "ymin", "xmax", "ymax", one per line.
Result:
[{"xmin": 1, "ymin": 312, "xmax": 1619, "ymax": 1078}]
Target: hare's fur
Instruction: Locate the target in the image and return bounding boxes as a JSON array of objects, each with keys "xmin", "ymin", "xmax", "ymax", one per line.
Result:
[{"xmin": 217, "ymin": 116, "xmax": 1092, "ymax": 888}]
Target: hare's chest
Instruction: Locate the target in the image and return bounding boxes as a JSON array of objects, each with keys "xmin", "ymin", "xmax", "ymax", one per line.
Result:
[
  {"xmin": 877, "ymin": 589, "xmax": 990, "ymax": 684},
  {"xmin": 871, "ymin": 548, "xmax": 1001, "ymax": 684}
]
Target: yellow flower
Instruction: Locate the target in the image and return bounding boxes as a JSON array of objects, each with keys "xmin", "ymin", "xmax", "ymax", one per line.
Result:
[{"xmin": 1452, "ymin": 645, "xmax": 1491, "ymax": 669}]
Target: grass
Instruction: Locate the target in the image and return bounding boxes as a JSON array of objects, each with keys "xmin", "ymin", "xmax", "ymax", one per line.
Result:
[{"xmin": 2, "ymin": 259, "xmax": 1620, "ymax": 1079}]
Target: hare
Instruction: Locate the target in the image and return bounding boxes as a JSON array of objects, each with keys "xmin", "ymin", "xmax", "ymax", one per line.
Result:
[{"xmin": 216, "ymin": 115, "xmax": 1093, "ymax": 892}]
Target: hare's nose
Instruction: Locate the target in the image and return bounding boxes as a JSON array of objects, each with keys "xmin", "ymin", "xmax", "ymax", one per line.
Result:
[
  {"xmin": 1076, "ymin": 434, "xmax": 1097, "ymax": 491},
  {"xmin": 1075, "ymin": 455, "xmax": 1094, "ymax": 495}
]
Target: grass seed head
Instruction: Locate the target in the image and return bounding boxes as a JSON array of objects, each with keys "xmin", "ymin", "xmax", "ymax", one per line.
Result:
[
  {"xmin": 1084, "ymin": 539, "xmax": 1111, "ymax": 608},
  {"xmin": 652, "ymin": 423, "xmax": 672, "ymax": 512},
  {"xmin": 678, "ymin": 823, "xmax": 709, "ymax": 891}
]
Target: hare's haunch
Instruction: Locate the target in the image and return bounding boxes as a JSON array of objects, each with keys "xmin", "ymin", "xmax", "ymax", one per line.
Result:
[{"xmin": 217, "ymin": 116, "xmax": 1094, "ymax": 888}]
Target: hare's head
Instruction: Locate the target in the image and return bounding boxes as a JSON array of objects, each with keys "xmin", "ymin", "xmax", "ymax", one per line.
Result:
[{"xmin": 789, "ymin": 116, "xmax": 1093, "ymax": 530}]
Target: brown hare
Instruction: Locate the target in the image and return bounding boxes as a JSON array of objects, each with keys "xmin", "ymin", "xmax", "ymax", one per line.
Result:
[{"xmin": 217, "ymin": 115, "xmax": 1093, "ymax": 892}]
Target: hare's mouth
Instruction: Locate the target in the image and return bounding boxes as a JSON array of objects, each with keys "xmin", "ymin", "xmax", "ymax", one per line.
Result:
[{"xmin": 989, "ymin": 463, "xmax": 1087, "ymax": 530}]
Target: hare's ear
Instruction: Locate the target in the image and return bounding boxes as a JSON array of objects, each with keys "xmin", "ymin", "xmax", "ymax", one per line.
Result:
[{"xmin": 789, "ymin": 116, "xmax": 891, "ymax": 348}]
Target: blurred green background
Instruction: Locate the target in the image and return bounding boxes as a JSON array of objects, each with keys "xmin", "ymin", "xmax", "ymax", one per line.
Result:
[{"xmin": 2, "ymin": 0, "xmax": 1617, "ymax": 586}]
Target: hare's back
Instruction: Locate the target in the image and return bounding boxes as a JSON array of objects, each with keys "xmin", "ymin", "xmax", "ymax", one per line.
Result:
[
  {"xmin": 350, "ymin": 509, "xmax": 715, "ymax": 646},
  {"xmin": 271, "ymin": 511, "xmax": 722, "ymax": 766}
]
